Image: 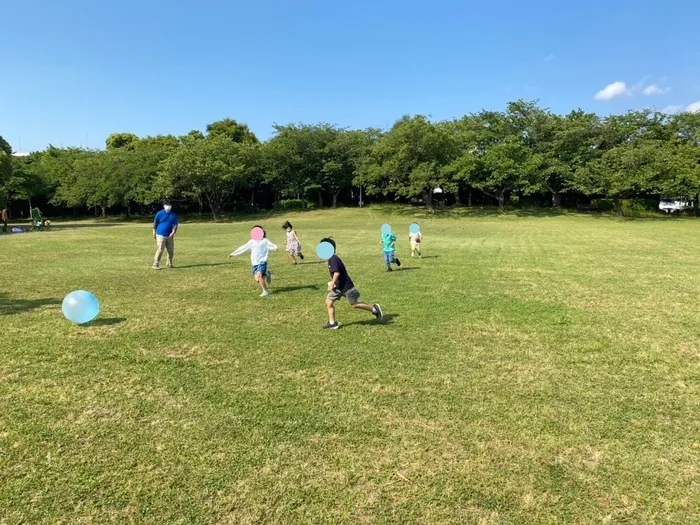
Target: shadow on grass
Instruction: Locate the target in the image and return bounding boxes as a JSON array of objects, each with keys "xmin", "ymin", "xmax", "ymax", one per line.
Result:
[
  {"xmin": 343, "ymin": 313, "xmax": 399, "ymax": 327},
  {"xmin": 49, "ymin": 223, "xmax": 124, "ymax": 231},
  {"xmin": 275, "ymin": 285, "xmax": 320, "ymax": 294},
  {"xmin": 397, "ymin": 267, "xmax": 420, "ymax": 272},
  {"xmin": 419, "ymin": 256, "xmax": 439, "ymax": 259},
  {"xmin": 87, "ymin": 317, "xmax": 126, "ymax": 326},
  {"xmin": 0, "ymin": 293, "xmax": 61, "ymax": 315},
  {"xmin": 177, "ymin": 262, "xmax": 230, "ymax": 269}
]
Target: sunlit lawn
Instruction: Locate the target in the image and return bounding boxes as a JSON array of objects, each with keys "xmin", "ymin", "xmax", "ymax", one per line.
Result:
[{"xmin": 1, "ymin": 207, "xmax": 699, "ymax": 524}]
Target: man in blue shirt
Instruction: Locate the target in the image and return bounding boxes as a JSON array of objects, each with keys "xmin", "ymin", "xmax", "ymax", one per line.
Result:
[{"xmin": 152, "ymin": 198, "xmax": 178, "ymax": 269}]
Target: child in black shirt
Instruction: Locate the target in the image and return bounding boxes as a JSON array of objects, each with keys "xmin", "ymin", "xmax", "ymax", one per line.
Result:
[{"xmin": 322, "ymin": 237, "xmax": 383, "ymax": 329}]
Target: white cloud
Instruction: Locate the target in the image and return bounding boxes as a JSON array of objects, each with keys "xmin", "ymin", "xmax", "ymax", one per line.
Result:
[
  {"xmin": 544, "ymin": 54, "xmax": 557, "ymax": 62},
  {"xmin": 594, "ymin": 81, "xmax": 629, "ymax": 101},
  {"xmin": 686, "ymin": 101, "xmax": 700, "ymax": 113},
  {"xmin": 632, "ymin": 78, "xmax": 648, "ymax": 92},
  {"xmin": 661, "ymin": 105, "xmax": 684, "ymax": 114},
  {"xmin": 643, "ymin": 84, "xmax": 671, "ymax": 96}
]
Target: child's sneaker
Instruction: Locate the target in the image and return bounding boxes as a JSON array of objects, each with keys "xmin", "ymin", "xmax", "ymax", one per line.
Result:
[
  {"xmin": 323, "ymin": 322, "xmax": 340, "ymax": 330},
  {"xmin": 299, "ymin": 253, "xmax": 305, "ymax": 260},
  {"xmin": 395, "ymin": 258, "xmax": 401, "ymax": 267},
  {"xmin": 372, "ymin": 304, "xmax": 383, "ymax": 321},
  {"xmin": 265, "ymin": 271, "xmax": 272, "ymax": 285},
  {"xmin": 386, "ymin": 267, "xmax": 393, "ymax": 272},
  {"xmin": 260, "ymin": 290, "xmax": 270, "ymax": 297},
  {"xmin": 152, "ymin": 265, "xmax": 160, "ymax": 270}
]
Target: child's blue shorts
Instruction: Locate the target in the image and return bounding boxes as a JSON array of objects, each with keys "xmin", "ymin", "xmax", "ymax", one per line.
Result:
[{"xmin": 252, "ymin": 262, "xmax": 268, "ymax": 276}]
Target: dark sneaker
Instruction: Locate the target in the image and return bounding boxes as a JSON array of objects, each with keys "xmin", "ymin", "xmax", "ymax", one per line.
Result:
[
  {"xmin": 323, "ymin": 322, "xmax": 340, "ymax": 330},
  {"xmin": 373, "ymin": 304, "xmax": 384, "ymax": 321},
  {"xmin": 265, "ymin": 271, "xmax": 272, "ymax": 285},
  {"xmin": 299, "ymin": 253, "xmax": 305, "ymax": 260},
  {"xmin": 395, "ymin": 258, "xmax": 401, "ymax": 267},
  {"xmin": 386, "ymin": 267, "xmax": 393, "ymax": 272}
]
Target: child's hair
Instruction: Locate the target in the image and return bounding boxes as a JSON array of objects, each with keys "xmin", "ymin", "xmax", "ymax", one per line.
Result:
[
  {"xmin": 163, "ymin": 197, "xmax": 171, "ymax": 205},
  {"xmin": 320, "ymin": 237, "xmax": 336, "ymax": 251},
  {"xmin": 254, "ymin": 224, "xmax": 266, "ymax": 238},
  {"xmin": 282, "ymin": 221, "xmax": 292, "ymax": 230}
]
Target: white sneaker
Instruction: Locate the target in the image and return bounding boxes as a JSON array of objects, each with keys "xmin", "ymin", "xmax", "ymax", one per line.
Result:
[
  {"xmin": 260, "ymin": 290, "xmax": 270, "ymax": 297},
  {"xmin": 152, "ymin": 265, "xmax": 160, "ymax": 270}
]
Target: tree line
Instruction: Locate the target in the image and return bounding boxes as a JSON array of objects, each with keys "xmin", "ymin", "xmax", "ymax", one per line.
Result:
[{"xmin": 1, "ymin": 100, "xmax": 699, "ymax": 219}]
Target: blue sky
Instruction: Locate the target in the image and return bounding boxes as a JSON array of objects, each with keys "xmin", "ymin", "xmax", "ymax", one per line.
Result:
[{"xmin": 2, "ymin": 0, "xmax": 699, "ymax": 152}]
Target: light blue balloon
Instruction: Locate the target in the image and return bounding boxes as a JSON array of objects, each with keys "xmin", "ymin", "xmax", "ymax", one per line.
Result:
[
  {"xmin": 316, "ymin": 241, "xmax": 335, "ymax": 260},
  {"xmin": 62, "ymin": 290, "xmax": 100, "ymax": 324},
  {"xmin": 409, "ymin": 222, "xmax": 420, "ymax": 234},
  {"xmin": 380, "ymin": 223, "xmax": 392, "ymax": 235}
]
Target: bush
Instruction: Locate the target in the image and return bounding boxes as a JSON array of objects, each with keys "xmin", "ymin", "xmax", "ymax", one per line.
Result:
[
  {"xmin": 590, "ymin": 198, "xmax": 615, "ymax": 212},
  {"xmin": 591, "ymin": 198, "xmax": 660, "ymax": 215},
  {"xmin": 276, "ymin": 199, "xmax": 314, "ymax": 210},
  {"xmin": 622, "ymin": 198, "xmax": 658, "ymax": 215}
]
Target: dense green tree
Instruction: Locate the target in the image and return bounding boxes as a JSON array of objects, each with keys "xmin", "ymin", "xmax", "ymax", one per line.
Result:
[
  {"xmin": 106, "ymin": 133, "xmax": 139, "ymax": 151},
  {"xmin": 359, "ymin": 116, "xmax": 456, "ymax": 209},
  {"xmin": 0, "ymin": 135, "xmax": 11, "ymax": 156},
  {"xmin": 265, "ymin": 123, "xmax": 338, "ymax": 206},
  {"xmin": 206, "ymin": 119, "xmax": 258, "ymax": 144},
  {"xmin": 5, "ymin": 153, "xmax": 48, "ymax": 215},
  {"xmin": 159, "ymin": 135, "xmax": 253, "ymax": 219},
  {"xmin": 468, "ymin": 110, "xmax": 534, "ymax": 209},
  {"xmin": 4, "ymin": 107, "xmax": 700, "ymax": 216}
]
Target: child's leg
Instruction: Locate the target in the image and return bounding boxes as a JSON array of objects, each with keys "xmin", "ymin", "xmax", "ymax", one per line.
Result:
[
  {"xmin": 325, "ymin": 298, "xmax": 337, "ymax": 324},
  {"xmin": 383, "ymin": 251, "xmax": 392, "ymax": 270},
  {"xmin": 352, "ymin": 303, "xmax": 373, "ymax": 313},
  {"xmin": 347, "ymin": 289, "xmax": 379, "ymax": 318},
  {"xmin": 255, "ymin": 272, "xmax": 267, "ymax": 292},
  {"xmin": 288, "ymin": 252, "xmax": 297, "ymax": 264}
]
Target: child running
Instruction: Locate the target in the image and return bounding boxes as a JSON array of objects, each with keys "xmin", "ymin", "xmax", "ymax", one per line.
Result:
[
  {"xmin": 409, "ymin": 228, "xmax": 423, "ymax": 258},
  {"xmin": 381, "ymin": 230, "xmax": 402, "ymax": 271},
  {"xmin": 282, "ymin": 221, "xmax": 304, "ymax": 264},
  {"xmin": 229, "ymin": 226, "xmax": 278, "ymax": 297},
  {"xmin": 322, "ymin": 237, "xmax": 383, "ymax": 329}
]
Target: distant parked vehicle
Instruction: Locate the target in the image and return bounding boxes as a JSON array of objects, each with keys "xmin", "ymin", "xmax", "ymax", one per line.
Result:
[{"xmin": 659, "ymin": 199, "xmax": 694, "ymax": 213}]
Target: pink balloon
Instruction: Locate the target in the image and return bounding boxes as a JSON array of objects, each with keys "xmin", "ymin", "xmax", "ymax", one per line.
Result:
[{"xmin": 250, "ymin": 226, "xmax": 264, "ymax": 241}]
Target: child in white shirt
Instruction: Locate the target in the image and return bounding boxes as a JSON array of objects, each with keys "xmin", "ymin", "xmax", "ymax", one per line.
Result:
[
  {"xmin": 229, "ymin": 226, "xmax": 278, "ymax": 297},
  {"xmin": 409, "ymin": 229, "xmax": 423, "ymax": 258}
]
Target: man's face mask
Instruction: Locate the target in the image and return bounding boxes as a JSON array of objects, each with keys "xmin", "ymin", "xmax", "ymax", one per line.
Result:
[{"xmin": 164, "ymin": 205, "xmax": 172, "ymax": 212}]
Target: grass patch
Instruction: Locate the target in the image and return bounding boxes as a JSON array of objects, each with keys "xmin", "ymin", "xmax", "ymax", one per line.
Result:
[{"xmin": 1, "ymin": 207, "xmax": 699, "ymax": 523}]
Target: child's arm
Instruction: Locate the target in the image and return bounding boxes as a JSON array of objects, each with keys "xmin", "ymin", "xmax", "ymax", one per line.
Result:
[
  {"xmin": 229, "ymin": 240, "xmax": 253, "ymax": 257},
  {"xmin": 328, "ymin": 271, "xmax": 340, "ymax": 291},
  {"xmin": 293, "ymin": 231, "xmax": 301, "ymax": 243},
  {"xmin": 267, "ymin": 239, "xmax": 278, "ymax": 251}
]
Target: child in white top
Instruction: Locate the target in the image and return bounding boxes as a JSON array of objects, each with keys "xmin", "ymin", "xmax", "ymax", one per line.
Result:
[
  {"xmin": 229, "ymin": 226, "xmax": 278, "ymax": 296},
  {"xmin": 409, "ymin": 230, "xmax": 423, "ymax": 258}
]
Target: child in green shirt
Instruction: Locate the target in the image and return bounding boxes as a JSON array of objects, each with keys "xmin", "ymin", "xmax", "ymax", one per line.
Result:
[{"xmin": 381, "ymin": 232, "xmax": 402, "ymax": 272}]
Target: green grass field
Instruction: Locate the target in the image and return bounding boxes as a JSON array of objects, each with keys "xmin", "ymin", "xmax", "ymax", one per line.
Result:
[{"xmin": 1, "ymin": 207, "xmax": 699, "ymax": 524}]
